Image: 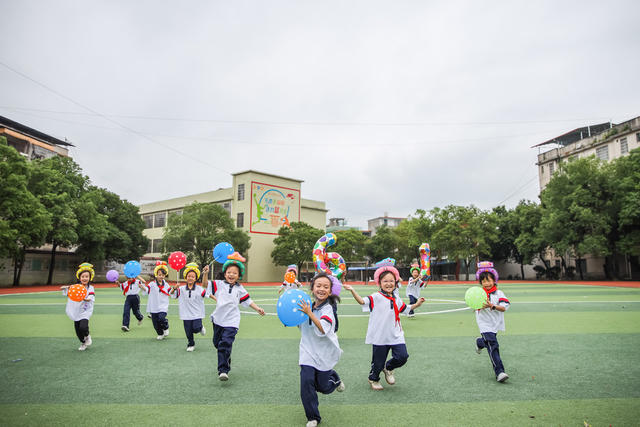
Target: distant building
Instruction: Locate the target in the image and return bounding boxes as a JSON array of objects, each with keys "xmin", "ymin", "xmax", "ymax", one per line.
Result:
[
  {"xmin": 326, "ymin": 217, "xmax": 369, "ymax": 235},
  {"xmin": 1, "ymin": 115, "xmax": 73, "ymax": 159},
  {"xmin": 367, "ymin": 213, "xmax": 405, "ymax": 236}
]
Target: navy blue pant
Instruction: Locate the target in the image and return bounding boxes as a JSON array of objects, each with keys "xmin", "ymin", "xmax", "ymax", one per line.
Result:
[
  {"xmin": 183, "ymin": 319, "xmax": 203, "ymax": 347},
  {"xmin": 122, "ymin": 295, "xmax": 143, "ymax": 327},
  {"xmin": 300, "ymin": 365, "xmax": 341, "ymax": 423},
  {"xmin": 151, "ymin": 312, "xmax": 169, "ymax": 335},
  {"xmin": 369, "ymin": 344, "xmax": 409, "ymax": 381},
  {"xmin": 408, "ymin": 295, "xmax": 417, "ymax": 315},
  {"xmin": 477, "ymin": 332, "xmax": 505, "ymax": 377},
  {"xmin": 213, "ymin": 323, "xmax": 238, "ymax": 374},
  {"xmin": 74, "ymin": 319, "xmax": 89, "ymax": 343}
]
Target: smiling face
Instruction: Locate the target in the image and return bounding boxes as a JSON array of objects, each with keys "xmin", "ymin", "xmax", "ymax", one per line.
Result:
[
  {"xmin": 379, "ymin": 271, "xmax": 397, "ymax": 294},
  {"xmin": 312, "ymin": 276, "xmax": 332, "ymax": 303},
  {"xmin": 224, "ymin": 265, "xmax": 240, "ymax": 284},
  {"xmin": 411, "ymin": 269, "xmax": 420, "ymax": 279},
  {"xmin": 185, "ymin": 271, "xmax": 197, "ymax": 285},
  {"xmin": 481, "ymin": 275, "xmax": 496, "ymax": 290},
  {"xmin": 79, "ymin": 271, "xmax": 91, "ymax": 285},
  {"xmin": 156, "ymin": 270, "xmax": 166, "ymax": 282}
]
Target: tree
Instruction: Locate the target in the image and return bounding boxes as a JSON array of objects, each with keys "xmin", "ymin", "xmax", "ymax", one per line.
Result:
[
  {"xmin": 512, "ymin": 200, "xmax": 544, "ymax": 279},
  {"xmin": 393, "ymin": 209, "xmax": 434, "ymax": 265},
  {"xmin": 366, "ymin": 225, "xmax": 397, "ymax": 263},
  {"xmin": 609, "ymin": 148, "xmax": 640, "ymax": 258},
  {"xmin": 0, "ymin": 138, "xmax": 51, "ymax": 286},
  {"xmin": 162, "ymin": 202, "xmax": 250, "ymax": 267},
  {"xmin": 271, "ymin": 222, "xmax": 324, "ymax": 273},
  {"xmin": 332, "ymin": 229, "xmax": 368, "ymax": 262}
]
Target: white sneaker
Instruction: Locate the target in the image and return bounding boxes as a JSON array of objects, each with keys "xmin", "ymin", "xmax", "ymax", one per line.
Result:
[
  {"xmin": 186, "ymin": 346, "xmax": 195, "ymax": 352},
  {"xmin": 336, "ymin": 380, "xmax": 345, "ymax": 392},
  {"xmin": 200, "ymin": 326, "xmax": 206, "ymax": 336},
  {"xmin": 407, "ymin": 313, "xmax": 415, "ymax": 318},
  {"xmin": 157, "ymin": 335, "xmax": 164, "ymax": 340},
  {"xmin": 382, "ymin": 368, "xmax": 396, "ymax": 385},
  {"xmin": 306, "ymin": 421, "xmax": 318, "ymax": 427},
  {"xmin": 475, "ymin": 343, "xmax": 483, "ymax": 354},
  {"xmin": 84, "ymin": 335, "xmax": 92, "ymax": 346},
  {"xmin": 219, "ymin": 373, "xmax": 229, "ymax": 381},
  {"xmin": 78, "ymin": 343, "xmax": 87, "ymax": 351},
  {"xmin": 497, "ymin": 372, "xmax": 509, "ymax": 383},
  {"xmin": 368, "ymin": 380, "xmax": 383, "ymax": 390},
  {"xmin": 163, "ymin": 329, "xmax": 169, "ymax": 337},
  {"xmin": 121, "ymin": 325, "xmax": 129, "ymax": 332},
  {"xmin": 138, "ymin": 319, "xmax": 143, "ymax": 326}
]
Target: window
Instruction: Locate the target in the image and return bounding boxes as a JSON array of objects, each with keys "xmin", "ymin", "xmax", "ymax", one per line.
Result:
[
  {"xmin": 237, "ymin": 212, "xmax": 244, "ymax": 228},
  {"xmin": 596, "ymin": 145, "xmax": 609, "ymax": 161},
  {"xmin": 152, "ymin": 239, "xmax": 164, "ymax": 253},
  {"xmin": 222, "ymin": 202, "xmax": 231, "ymax": 215},
  {"xmin": 32, "ymin": 259, "xmax": 42, "ymax": 271},
  {"xmin": 169, "ymin": 210, "xmax": 182, "ymax": 217},
  {"xmin": 540, "ymin": 165, "xmax": 544, "ymax": 174},
  {"xmin": 620, "ymin": 137, "xmax": 628, "ymax": 155},
  {"xmin": 549, "ymin": 162, "xmax": 554, "ymax": 175},
  {"xmin": 154, "ymin": 212, "xmax": 166, "ymax": 228},
  {"xmin": 237, "ymin": 184, "xmax": 245, "ymax": 201},
  {"xmin": 147, "ymin": 239, "xmax": 153, "ymax": 253},
  {"xmin": 143, "ymin": 214, "xmax": 153, "ymax": 229},
  {"xmin": 636, "ymin": 132, "xmax": 640, "ymax": 142}
]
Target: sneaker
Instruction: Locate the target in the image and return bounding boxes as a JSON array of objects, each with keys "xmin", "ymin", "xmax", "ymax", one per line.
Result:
[
  {"xmin": 497, "ymin": 372, "xmax": 509, "ymax": 383},
  {"xmin": 336, "ymin": 380, "xmax": 345, "ymax": 392},
  {"xmin": 382, "ymin": 368, "xmax": 396, "ymax": 385},
  {"xmin": 121, "ymin": 325, "xmax": 129, "ymax": 332},
  {"xmin": 186, "ymin": 346, "xmax": 195, "ymax": 352},
  {"xmin": 368, "ymin": 380, "xmax": 384, "ymax": 390},
  {"xmin": 157, "ymin": 335, "xmax": 165, "ymax": 340},
  {"xmin": 407, "ymin": 313, "xmax": 415, "ymax": 318},
  {"xmin": 475, "ymin": 343, "xmax": 483, "ymax": 354},
  {"xmin": 78, "ymin": 343, "xmax": 87, "ymax": 351},
  {"xmin": 200, "ymin": 326, "xmax": 206, "ymax": 336},
  {"xmin": 138, "ymin": 319, "xmax": 143, "ymax": 326},
  {"xmin": 219, "ymin": 373, "xmax": 229, "ymax": 381},
  {"xmin": 163, "ymin": 329, "xmax": 169, "ymax": 337},
  {"xmin": 147, "ymin": 314, "xmax": 152, "ymax": 319},
  {"xmin": 306, "ymin": 421, "xmax": 318, "ymax": 427},
  {"xmin": 84, "ymin": 335, "xmax": 92, "ymax": 346}
]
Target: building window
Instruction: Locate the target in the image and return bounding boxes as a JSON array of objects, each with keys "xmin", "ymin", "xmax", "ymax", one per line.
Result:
[
  {"xmin": 237, "ymin": 184, "xmax": 245, "ymax": 201},
  {"xmin": 549, "ymin": 162, "xmax": 555, "ymax": 175},
  {"xmin": 540, "ymin": 165, "xmax": 544, "ymax": 174},
  {"xmin": 152, "ymin": 239, "xmax": 164, "ymax": 253},
  {"xmin": 169, "ymin": 210, "xmax": 182, "ymax": 217},
  {"xmin": 237, "ymin": 212, "xmax": 244, "ymax": 228},
  {"xmin": 154, "ymin": 212, "xmax": 166, "ymax": 228},
  {"xmin": 143, "ymin": 214, "xmax": 153, "ymax": 229},
  {"xmin": 636, "ymin": 132, "xmax": 640, "ymax": 142},
  {"xmin": 147, "ymin": 239, "xmax": 153, "ymax": 253},
  {"xmin": 620, "ymin": 137, "xmax": 628, "ymax": 155},
  {"xmin": 32, "ymin": 259, "xmax": 42, "ymax": 271},
  {"xmin": 222, "ymin": 202, "xmax": 231, "ymax": 215},
  {"xmin": 596, "ymin": 145, "xmax": 609, "ymax": 161}
]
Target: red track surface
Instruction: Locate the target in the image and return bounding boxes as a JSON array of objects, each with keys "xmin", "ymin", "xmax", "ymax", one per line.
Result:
[{"xmin": 1, "ymin": 280, "xmax": 638, "ymax": 294}]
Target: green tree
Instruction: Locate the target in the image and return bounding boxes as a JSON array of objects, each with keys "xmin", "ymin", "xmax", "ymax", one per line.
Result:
[
  {"xmin": 0, "ymin": 138, "xmax": 51, "ymax": 286},
  {"xmin": 393, "ymin": 209, "xmax": 434, "ymax": 265},
  {"xmin": 366, "ymin": 225, "xmax": 398, "ymax": 263},
  {"xmin": 162, "ymin": 202, "xmax": 250, "ymax": 267},
  {"xmin": 332, "ymin": 229, "xmax": 369, "ymax": 262},
  {"xmin": 512, "ymin": 200, "xmax": 544, "ymax": 279},
  {"xmin": 271, "ymin": 222, "xmax": 324, "ymax": 273}
]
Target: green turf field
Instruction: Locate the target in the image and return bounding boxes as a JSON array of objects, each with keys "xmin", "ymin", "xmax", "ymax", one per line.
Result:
[{"xmin": 1, "ymin": 283, "xmax": 639, "ymax": 426}]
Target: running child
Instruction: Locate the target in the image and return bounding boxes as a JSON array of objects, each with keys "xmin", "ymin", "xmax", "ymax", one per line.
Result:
[
  {"xmin": 406, "ymin": 264, "xmax": 428, "ymax": 318},
  {"xmin": 60, "ymin": 263, "xmax": 96, "ymax": 351},
  {"xmin": 140, "ymin": 261, "xmax": 173, "ymax": 340},
  {"xmin": 278, "ymin": 264, "xmax": 303, "ymax": 295}
]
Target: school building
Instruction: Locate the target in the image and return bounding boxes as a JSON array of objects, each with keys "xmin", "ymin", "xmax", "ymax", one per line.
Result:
[{"xmin": 138, "ymin": 170, "xmax": 328, "ymax": 282}]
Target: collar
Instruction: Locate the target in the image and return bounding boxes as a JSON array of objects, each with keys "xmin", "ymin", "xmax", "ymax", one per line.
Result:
[
  {"xmin": 379, "ymin": 290, "xmax": 394, "ymax": 299},
  {"xmin": 186, "ymin": 283, "xmax": 196, "ymax": 291},
  {"xmin": 484, "ymin": 285, "xmax": 498, "ymax": 296},
  {"xmin": 313, "ymin": 299, "xmax": 329, "ymax": 311}
]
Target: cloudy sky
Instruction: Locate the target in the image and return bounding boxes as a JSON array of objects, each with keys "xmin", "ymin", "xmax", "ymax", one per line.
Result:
[{"xmin": 1, "ymin": 0, "xmax": 638, "ymax": 228}]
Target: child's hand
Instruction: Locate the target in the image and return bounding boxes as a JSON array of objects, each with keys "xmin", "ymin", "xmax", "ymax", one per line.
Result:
[
  {"xmin": 60, "ymin": 285, "xmax": 69, "ymax": 290},
  {"xmin": 343, "ymin": 284, "xmax": 353, "ymax": 291},
  {"xmin": 297, "ymin": 299, "xmax": 313, "ymax": 315},
  {"xmin": 482, "ymin": 300, "xmax": 492, "ymax": 310},
  {"xmin": 202, "ymin": 265, "xmax": 209, "ymax": 274},
  {"xmin": 415, "ymin": 297, "xmax": 426, "ymax": 307},
  {"xmin": 255, "ymin": 306, "xmax": 265, "ymax": 316}
]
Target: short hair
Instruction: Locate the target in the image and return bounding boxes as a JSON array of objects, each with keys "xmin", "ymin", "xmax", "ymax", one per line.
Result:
[{"xmin": 478, "ymin": 271, "xmax": 496, "ymax": 283}]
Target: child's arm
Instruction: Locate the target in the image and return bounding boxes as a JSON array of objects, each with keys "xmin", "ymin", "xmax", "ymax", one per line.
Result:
[
  {"xmin": 482, "ymin": 300, "xmax": 506, "ymax": 312},
  {"xmin": 201, "ymin": 265, "xmax": 209, "ymax": 285},
  {"xmin": 277, "ymin": 283, "xmax": 285, "ymax": 294},
  {"xmin": 249, "ymin": 302, "xmax": 265, "ymax": 316},
  {"xmin": 343, "ymin": 284, "xmax": 365, "ymax": 305},
  {"xmin": 410, "ymin": 297, "xmax": 426, "ymax": 311},
  {"xmin": 298, "ymin": 300, "xmax": 324, "ymax": 334},
  {"xmin": 138, "ymin": 280, "xmax": 149, "ymax": 292}
]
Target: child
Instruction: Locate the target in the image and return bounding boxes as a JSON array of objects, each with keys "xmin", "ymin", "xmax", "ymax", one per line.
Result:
[
  {"xmin": 60, "ymin": 263, "xmax": 96, "ymax": 351},
  {"xmin": 140, "ymin": 261, "xmax": 173, "ymax": 340},
  {"xmin": 406, "ymin": 264, "xmax": 428, "ymax": 318},
  {"xmin": 474, "ymin": 261, "xmax": 510, "ymax": 382},
  {"xmin": 344, "ymin": 264, "xmax": 425, "ymax": 390},
  {"xmin": 114, "ymin": 274, "xmax": 144, "ymax": 331},
  {"xmin": 278, "ymin": 264, "xmax": 303, "ymax": 295},
  {"xmin": 205, "ymin": 253, "xmax": 265, "ymax": 381},
  {"xmin": 297, "ymin": 273, "xmax": 344, "ymax": 427},
  {"xmin": 171, "ymin": 263, "xmax": 215, "ymax": 352}
]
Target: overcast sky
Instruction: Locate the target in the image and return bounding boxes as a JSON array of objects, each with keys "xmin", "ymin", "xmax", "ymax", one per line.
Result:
[{"xmin": 1, "ymin": 0, "xmax": 638, "ymax": 229}]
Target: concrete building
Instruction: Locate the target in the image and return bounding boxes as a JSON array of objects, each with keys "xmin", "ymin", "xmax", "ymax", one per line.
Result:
[
  {"xmin": 138, "ymin": 170, "xmax": 328, "ymax": 282},
  {"xmin": 367, "ymin": 213, "xmax": 405, "ymax": 236},
  {"xmin": 534, "ymin": 115, "xmax": 640, "ymax": 279},
  {"xmin": 1, "ymin": 115, "xmax": 72, "ymax": 159}
]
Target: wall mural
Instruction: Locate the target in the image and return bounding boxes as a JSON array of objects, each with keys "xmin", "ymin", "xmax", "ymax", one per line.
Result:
[{"xmin": 250, "ymin": 181, "xmax": 300, "ymax": 235}]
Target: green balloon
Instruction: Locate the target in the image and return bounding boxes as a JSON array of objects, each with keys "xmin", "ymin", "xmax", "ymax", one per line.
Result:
[{"xmin": 465, "ymin": 286, "xmax": 487, "ymax": 309}]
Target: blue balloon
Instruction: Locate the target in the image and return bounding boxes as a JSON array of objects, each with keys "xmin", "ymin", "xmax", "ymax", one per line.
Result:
[
  {"xmin": 213, "ymin": 242, "xmax": 235, "ymax": 264},
  {"xmin": 123, "ymin": 260, "xmax": 141, "ymax": 279},
  {"xmin": 277, "ymin": 289, "xmax": 312, "ymax": 327}
]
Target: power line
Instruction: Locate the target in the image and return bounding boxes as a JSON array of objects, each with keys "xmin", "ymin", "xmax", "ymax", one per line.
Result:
[{"xmin": 495, "ymin": 176, "xmax": 539, "ymax": 206}]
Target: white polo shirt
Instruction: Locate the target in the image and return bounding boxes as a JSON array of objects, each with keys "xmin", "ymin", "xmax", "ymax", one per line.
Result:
[
  {"xmin": 406, "ymin": 277, "xmax": 426, "ymax": 299},
  {"xmin": 361, "ymin": 292, "xmax": 409, "ymax": 345},
  {"xmin": 63, "ymin": 285, "xmax": 95, "ymax": 321},
  {"xmin": 172, "ymin": 284, "xmax": 207, "ymax": 320},
  {"xmin": 475, "ymin": 288, "xmax": 510, "ymax": 333},
  {"xmin": 280, "ymin": 280, "xmax": 302, "ymax": 290},
  {"xmin": 120, "ymin": 279, "xmax": 142, "ymax": 296},
  {"xmin": 299, "ymin": 301, "xmax": 342, "ymax": 371},
  {"xmin": 144, "ymin": 280, "xmax": 171, "ymax": 313},
  {"xmin": 207, "ymin": 280, "xmax": 253, "ymax": 328}
]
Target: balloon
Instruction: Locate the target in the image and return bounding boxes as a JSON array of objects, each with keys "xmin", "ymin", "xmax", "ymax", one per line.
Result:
[
  {"xmin": 329, "ymin": 275, "xmax": 342, "ymax": 296},
  {"xmin": 67, "ymin": 284, "xmax": 87, "ymax": 302},
  {"xmin": 284, "ymin": 271, "xmax": 296, "ymax": 284},
  {"xmin": 419, "ymin": 243, "xmax": 431, "ymax": 279},
  {"xmin": 168, "ymin": 251, "xmax": 187, "ymax": 270},
  {"xmin": 465, "ymin": 286, "xmax": 487, "ymax": 310},
  {"xmin": 106, "ymin": 269, "xmax": 119, "ymax": 282},
  {"xmin": 277, "ymin": 289, "xmax": 312, "ymax": 327},
  {"xmin": 123, "ymin": 261, "xmax": 141, "ymax": 278},
  {"xmin": 213, "ymin": 242, "xmax": 235, "ymax": 264},
  {"xmin": 312, "ymin": 233, "xmax": 346, "ymax": 279}
]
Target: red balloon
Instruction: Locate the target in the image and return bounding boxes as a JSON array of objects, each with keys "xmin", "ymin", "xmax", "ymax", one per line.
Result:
[{"xmin": 168, "ymin": 251, "xmax": 187, "ymax": 270}]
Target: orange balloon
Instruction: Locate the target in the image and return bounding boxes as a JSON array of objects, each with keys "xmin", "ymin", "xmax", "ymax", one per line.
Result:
[
  {"xmin": 284, "ymin": 271, "xmax": 296, "ymax": 284},
  {"xmin": 68, "ymin": 284, "xmax": 87, "ymax": 302}
]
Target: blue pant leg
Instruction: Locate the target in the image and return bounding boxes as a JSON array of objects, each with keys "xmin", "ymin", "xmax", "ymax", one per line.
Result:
[
  {"xmin": 409, "ymin": 295, "xmax": 417, "ymax": 315},
  {"xmin": 481, "ymin": 332, "xmax": 504, "ymax": 376},
  {"xmin": 300, "ymin": 365, "xmax": 321, "ymax": 423},
  {"xmin": 386, "ymin": 343, "xmax": 409, "ymax": 371},
  {"xmin": 369, "ymin": 345, "xmax": 390, "ymax": 381},
  {"xmin": 183, "ymin": 320, "xmax": 195, "ymax": 347},
  {"xmin": 316, "ymin": 369, "xmax": 341, "ymax": 394},
  {"xmin": 213, "ymin": 324, "xmax": 238, "ymax": 374},
  {"xmin": 131, "ymin": 295, "xmax": 143, "ymax": 321},
  {"xmin": 122, "ymin": 297, "xmax": 132, "ymax": 327},
  {"xmin": 476, "ymin": 336, "xmax": 486, "ymax": 350},
  {"xmin": 151, "ymin": 313, "xmax": 163, "ymax": 335},
  {"xmin": 157, "ymin": 312, "xmax": 169, "ymax": 332},
  {"xmin": 193, "ymin": 318, "xmax": 203, "ymax": 333}
]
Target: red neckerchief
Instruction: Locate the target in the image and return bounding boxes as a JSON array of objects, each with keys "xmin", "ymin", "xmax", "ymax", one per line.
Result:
[
  {"xmin": 483, "ymin": 285, "xmax": 497, "ymax": 297},
  {"xmin": 157, "ymin": 280, "xmax": 170, "ymax": 296},
  {"xmin": 123, "ymin": 279, "xmax": 134, "ymax": 295},
  {"xmin": 378, "ymin": 291, "xmax": 402, "ymax": 327}
]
